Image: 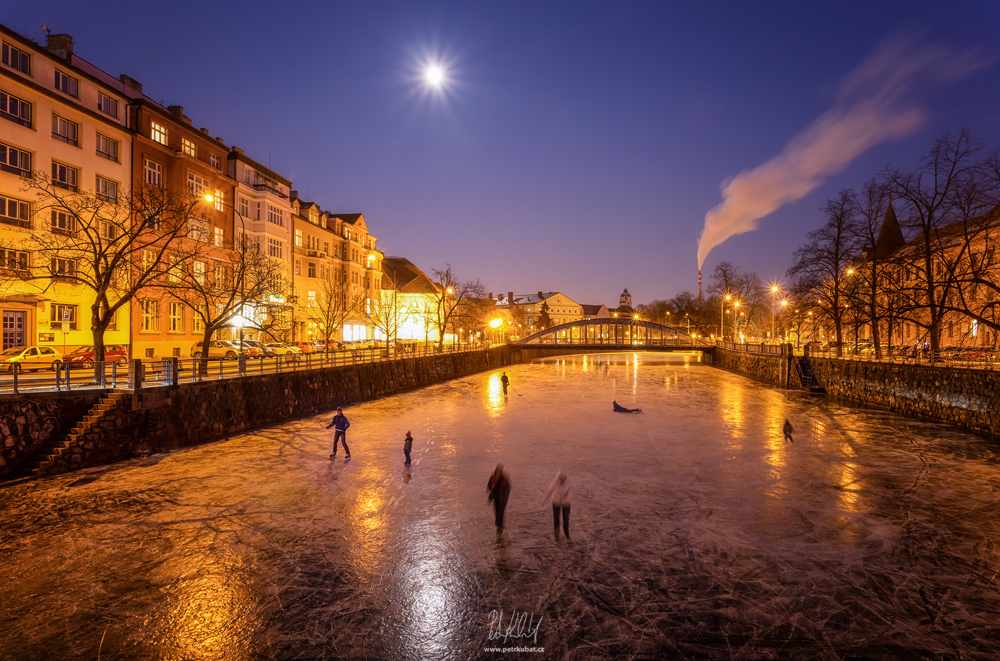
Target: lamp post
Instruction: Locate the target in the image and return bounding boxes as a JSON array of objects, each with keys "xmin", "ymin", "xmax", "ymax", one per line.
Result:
[
  {"xmin": 780, "ymin": 299, "xmax": 788, "ymax": 342},
  {"xmin": 770, "ymin": 285, "xmax": 779, "ymax": 343},
  {"xmin": 204, "ymin": 194, "xmax": 248, "ymax": 355},
  {"xmin": 733, "ymin": 300, "xmax": 740, "ymax": 340},
  {"xmin": 721, "ymin": 294, "xmax": 730, "ymax": 341}
]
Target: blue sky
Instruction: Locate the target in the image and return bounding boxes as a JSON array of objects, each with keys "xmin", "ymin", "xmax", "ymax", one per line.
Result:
[{"xmin": 7, "ymin": 1, "xmax": 1000, "ymax": 307}]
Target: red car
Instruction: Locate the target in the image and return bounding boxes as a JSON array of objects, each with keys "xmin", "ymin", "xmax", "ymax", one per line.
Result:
[
  {"xmin": 293, "ymin": 341, "xmax": 317, "ymax": 354},
  {"xmin": 63, "ymin": 344, "xmax": 129, "ymax": 368}
]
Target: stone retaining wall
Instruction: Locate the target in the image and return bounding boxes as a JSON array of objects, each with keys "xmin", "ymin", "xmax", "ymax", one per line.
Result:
[
  {"xmin": 710, "ymin": 347, "xmax": 793, "ymax": 389},
  {"xmin": 2, "ymin": 347, "xmax": 517, "ymax": 479},
  {"xmin": 808, "ymin": 357, "xmax": 1000, "ymax": 436}
]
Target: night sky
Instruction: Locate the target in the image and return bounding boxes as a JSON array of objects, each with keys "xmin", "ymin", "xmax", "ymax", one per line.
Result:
[{"xmin": 7, "ymin": 2, "xmax": 1000, "ymax": 307}]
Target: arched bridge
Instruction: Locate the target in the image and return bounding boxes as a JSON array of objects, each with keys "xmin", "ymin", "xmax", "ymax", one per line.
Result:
[{"xmin": 511, "ymin": 318, "xmax": 713, "ymax": 352}]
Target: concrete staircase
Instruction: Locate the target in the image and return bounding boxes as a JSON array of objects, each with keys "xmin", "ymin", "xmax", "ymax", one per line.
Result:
[
  {"xmin": 26, "ymin": 392, "xmax": 130, "ymax": 476},
  {"xmin": 793, "ymin": 357, "xmax": 826, "ymax": 393}
]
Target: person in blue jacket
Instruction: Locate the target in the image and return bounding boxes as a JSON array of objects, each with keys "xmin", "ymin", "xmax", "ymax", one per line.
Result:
[{"xmin": 326, "ymin": 407, "xmax": 351, "ymax": 459}]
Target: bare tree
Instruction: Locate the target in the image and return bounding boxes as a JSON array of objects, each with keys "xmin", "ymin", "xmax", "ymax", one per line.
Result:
[
  {"xmin": 160, "ymin": 233, "xmax": 287, "ymax": 373},
  {"xmin": 848, "ymin": 179, "xmax": 896, "ymax": 358},
  {"xmin": 430, "ymin": 265, "xmax": 485, "ymax": 351},
  {"xmin": 788, "ymin": 191, "xmax": 860, "ymax": 356},
  {"xmin": 884, "ymin": 130, "xmax": 985, "ymax": 358},
  {"xmin": 367, "ymin": 271, "xmax": 403, "ymax": 355},
  {"xmin": 306, "ymin": 269, "xmax": 363, "ymax": 357},
  {"xmin": 1, "ymin": 174, "xmax": 200, "ymax": 377}
]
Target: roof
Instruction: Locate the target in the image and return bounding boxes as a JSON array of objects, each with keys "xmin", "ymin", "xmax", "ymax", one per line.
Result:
[
  {"xmin": 381, "ymin": 257, "xmax": 440, "ymax": 295},
  {"xmin": 497, "ymin": 292, "xmax": 560, "ymax": 306},
  {"xmin": 581, "ymin": 304, "xmax": 608, "ymax": 315},
  {"xmin": 872, "ymin": 204, "xmax": 905, "ymax": 260}
]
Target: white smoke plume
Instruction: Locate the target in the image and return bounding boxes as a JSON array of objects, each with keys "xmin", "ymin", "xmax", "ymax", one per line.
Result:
[{"xmin": 697, "ymin": 34, "xmax": 989, "ymax": 269}]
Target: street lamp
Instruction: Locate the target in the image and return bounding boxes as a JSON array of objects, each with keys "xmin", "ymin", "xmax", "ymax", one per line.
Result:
[
  {"xmin": 203, "ymin": 193, "xmax": 249, "ymax": 355},
  {"xmin": 721, "ymin": 294, "xmax": 731, "ymax": 341},
  {"xmin": 770, "ymin": 285, "xmax": 779, "ymax": 343}
]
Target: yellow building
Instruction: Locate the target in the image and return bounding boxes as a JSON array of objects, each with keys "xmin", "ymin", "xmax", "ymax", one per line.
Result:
[
  {"xmin": 1, "ymin": 29, "xmax": 131, "ymax": 352},
  {"xmin": 380, "ymin": 257, "xmax": 444, "ymax": 343},
  {"xmin": 500, "ymin": 292, "xmax": 583, "ymax": 330}
]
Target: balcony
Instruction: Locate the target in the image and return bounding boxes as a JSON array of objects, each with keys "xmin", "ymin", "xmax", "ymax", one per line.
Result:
[{"xmin": 252, "ymin": 181, "xmax": 288, "ymax": 199}]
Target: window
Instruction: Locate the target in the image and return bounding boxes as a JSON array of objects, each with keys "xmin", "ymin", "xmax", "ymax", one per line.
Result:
[
  {"xmin": 193, "ymin": 260, "xmax": 206, "ymax": 285},
  {"xmin": 54, "ymin": 71, "xmax": 78, "ymax": 97},
  {"xmin": 294, "ymin": 260, "xmax": 300, "ymax": 275},
  {"xmin": 210, "ymin": 153, "xmax": 221, "ymax": 170},
  {"xmin": 187, "ymin": 172, "xmax": 208, "ymax": 198},
  {"xmin": 193, "ymin": 306, "xmax": 203, "ymax": 333},
  {"xmin": 50, "ymin": 304, "xmax": 78, "ymax": 330},
  {"xmin": 96, "ymin": 133, "xmax": 119, "ymax": 161},
  {"xmin": 51, "ymin": 115, "xmax": 79, "ymax": 146},
  {"xmin": 150, "ymin": 121, "xmax": 167, "ymax": 145},
  {"xmin": 51, "ymin": 162, "xmax": 78, "ymax": 191},
  {"xmin": 0, "ymin": 142, "xmax": 30, "ymax": 176},
  {"xmin": 310, "ymin": 212, "xmax": 318, "ymax": 225},
  {"xmin": 168, "ymin": 254, "xmax": 182, "ymax": 282},
  {"xmin": 96, "ymin": 176, "xmax": 118, "ymax": 203},
  {"xmin": 324, "ymin": 241, "xmax": 329, "ymax": 254},
  {"xmin": 294, "ymin": 229, "xmax": 303, "ymax": 247},
  {"xmin": 144, "ymin": 159, "xmax": 162, "ymax": 187},
  {"xmin": 308, "ymin": 262, "xmax": 316, "ymax": 278},
  {"xmin": 0, "ymin": 91, "xmax": 31, "ymax": 126},
  {"xmin": 182, "ymin": 138, "xmax": 197, "ymax": 157},
  {"xmin": 238, "ymin": 197, "xmax": 249, "ymax": 218},
  {"xmin": 2, "ymin": 43, "xmax": 30, "ymax": 74},
  {"xmin": 187, "ymin": 219, "xmax": 209, "ymax": 241},
  {"xmin": 307, "ymin": 291, "xmax": 317, "ymax": 307},
  {"xmin": 268, "ymin": 238, "xmax": 283, "ymax": 259},
  {"xmin": 49, "ymin": 258, "xmax": 76, "ymax": 278},
  {"xmin": 213, "ymin": 190, "xmax": 225, "ymax": 212},
  {"xmin": 141, "ymin": 250, "xmax": 156, "ymax": 273},
  {"xmin": 99, "ymin": 221, "xmax": 116, "ymax": 241},
  {"xmin": 51, "ymin": 209, "xmax": 74, "ymax": 233},
  {"xmin": 0, "ymin": 249, "xmax": 28, "ymax": 272},
  {"xmin": 141, "ymin": 300, "xmax": 160, "ymax": 332},
  {"xmin": 214, "ymin": 227, "xmax": 224, "ymax": 247},
  {"xmin": 243, "ymin": 168, "xmax": 253, "ymax": 184},
  {"xmin": 267, "ymin": 205, "xmax": 283, "ymax": 227},
  {"xmin": 97, "ymin": 92, "xmax": 117, "ymax": 117},
  {"xmin": 214, "ymin": 262, "xmax": 230, "ymax": 290},
  {"xmin": 169, "ymin": 302, "xmax": 184, "ymax": 332}
]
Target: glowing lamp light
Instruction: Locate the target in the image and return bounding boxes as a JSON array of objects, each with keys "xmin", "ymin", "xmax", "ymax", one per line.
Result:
[
  {"xmin": 489, "ymin": 318, "xmax": 503, "ymax": 329},
  {"xmin": 781, "ymin": 300, "xmax": 788, "ymax": 307},
  {"xmin": 771, "ymin": 286, "xmax": 778, "ymax": 293},
  {"xmin": 203, "ymin": 194, "xmax": 214, "ymax": 203}
]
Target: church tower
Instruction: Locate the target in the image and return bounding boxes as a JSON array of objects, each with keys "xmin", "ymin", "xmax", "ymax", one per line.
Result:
[{"xmin": 619, "ymin": 288, "xmax": 632, "ymax": 309}]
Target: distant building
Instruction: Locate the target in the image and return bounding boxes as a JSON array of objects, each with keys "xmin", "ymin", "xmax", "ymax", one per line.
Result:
[
  {"xmin": 498, "ymin": 292, "xmax": 583, "ymax": 329},
  {"xmin": 380, "ymin": 257, "xmax": 443, "ymax": 343},
  {"xmin": 581, "ymin": 304, "xmax": 610, "ymax": 319},
  {"xmin": 612, "ymin": 288, "xmax": 635, "ymax": 318}
]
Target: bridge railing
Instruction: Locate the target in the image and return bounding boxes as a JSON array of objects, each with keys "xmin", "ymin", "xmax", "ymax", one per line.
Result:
[{"xmin": 716, "ymin": 341, "xmax": 792, "ymax": 356}]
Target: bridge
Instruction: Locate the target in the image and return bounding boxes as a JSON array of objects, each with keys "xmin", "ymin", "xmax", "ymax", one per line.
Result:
[{"xmin": 510, "ymin": 318, "xmax": 714, "ymax": 352}]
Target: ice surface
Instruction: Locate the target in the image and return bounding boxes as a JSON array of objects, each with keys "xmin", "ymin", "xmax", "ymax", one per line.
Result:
[{"xmin": 2, "ymin": 352, "xmax": 1000, "ymax": 659}]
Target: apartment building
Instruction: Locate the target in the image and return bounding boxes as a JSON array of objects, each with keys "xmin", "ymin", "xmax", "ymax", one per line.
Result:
[
  {"xmin": 289, "ymin": 192, "xmax": 383, "ymax": 342},
  {"xmin": 498, "ymin": 292, "xmax": 583, "ymax": 329},
  {"xmin": 0, "ymin": 28, "xmax": 132, "ymax": 351},
  {"xmin": 128, "ymin": 102, "xmax": 235, "ymax": 358}
]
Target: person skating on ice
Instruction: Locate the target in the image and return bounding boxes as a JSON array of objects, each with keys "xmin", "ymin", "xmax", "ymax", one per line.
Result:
[
  {"xmin": 783, "ymin": 419, "xmax": 794, "ymax": 443},
  {"xmin": 544, "ymin": 470, "xmax": 573, "ymax": 541},
  {"xmin": 326, "ymin": 407, "xmax": 351, "ymax": 459},
  {"xmin": 403, "ymin": 431, "xmax": 413, "ymax": 465},
  {"xmin": 487, "ymin": 463, "xmax": 512, "ymax": 533},
  {"xmin": 500, "ymin": 372, "xmax": 510, "ymax": 397}
]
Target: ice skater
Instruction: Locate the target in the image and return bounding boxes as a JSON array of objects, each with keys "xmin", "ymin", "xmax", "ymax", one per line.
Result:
[
  {"xmin": 783, "ymin": 419, "xmax": 794, "ymax": 443},
  {"xmin": 326, "ymin": 407, "xmax": 351, "ymax": 459},
  {"xmin": 403, "ymin": 430, "xmax": 413, "ymax": 465},
  {"xmin": 500, "ymin": 372, "xmax": 510, "ymax": 397},
  {"xmin": 487, "ymin": 463, "xmax": 512, "ymax": 533},
  {"xmin": 544, "ymin": 470, "xmax": 573, "ymax": 541},
  {"xmin": 613, "ymin": 400, "xmax": 641, "ymax": 413}
]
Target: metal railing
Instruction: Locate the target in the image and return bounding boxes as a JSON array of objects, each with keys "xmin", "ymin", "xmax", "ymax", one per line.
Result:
[
  {"xmin": 716, "ymin": 341, "xmax": 790, "ymax": 355},
  {"xmin": 0, "ymin": 342, "xmax": 491, "ymax": 394},
  {"xmin": 804, "ymin": 344, "xmax": 997, "ymax": 370}
]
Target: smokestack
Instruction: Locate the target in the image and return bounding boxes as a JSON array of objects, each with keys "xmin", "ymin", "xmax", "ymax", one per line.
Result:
[{"xmin": 698, "ymin": 270, "xmax": 702, "ymax": 300}]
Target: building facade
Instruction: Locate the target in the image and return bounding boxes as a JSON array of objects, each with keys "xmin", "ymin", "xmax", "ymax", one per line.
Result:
[{"xmin": 0, "ymin": 29, "xmax": 132, "ymax": 351}]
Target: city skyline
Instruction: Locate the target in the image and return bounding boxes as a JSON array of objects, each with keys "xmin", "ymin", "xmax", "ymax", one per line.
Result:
[{"xmin": 6, "ymin": 1, "xmax": 1000, "ymax": 307}]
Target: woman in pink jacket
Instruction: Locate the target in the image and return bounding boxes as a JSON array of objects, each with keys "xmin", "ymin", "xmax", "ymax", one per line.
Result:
[{"xmin": 544, "ymin": 471, "xmax": 573, "ymax": 541}]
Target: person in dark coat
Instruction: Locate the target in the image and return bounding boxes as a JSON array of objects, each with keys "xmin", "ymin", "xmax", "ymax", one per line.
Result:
[
  {"xmin": 326, "ymin": 407, "xmax": 351, "ymax": 459},
  {"xmin": 487, "ymin": 462, "xmax": 512, "ymax": 532},
  {"xmin": 500, "ymin": 372, "xmax": 510, "ymax": 396},
  {"xmin": 783, "ymin": 419, "xmax": 794, "ymax": 443},
  {"xmin": 403, "ymin": 431, "xmax": 413, "ymax": 465},
  {"xmin": 613, "ymin": 400, "xmax": 641, "ymax": 413}
]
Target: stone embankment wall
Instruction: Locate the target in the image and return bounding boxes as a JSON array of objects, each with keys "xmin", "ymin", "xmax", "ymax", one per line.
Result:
[
  {"xmin": 710, "ymin": 347, "xmax": 793, "ymax": 389},
  {"xmin": 2, "ymin": 347, "xmax": 516, "ymax": 479},
  {"xmin": 808, "ymin": 357, "xmax": 1000, "ymax": 436},
  {"xmin": 0, "ymin": 392, "xmax": 104, "ymax": 478}
]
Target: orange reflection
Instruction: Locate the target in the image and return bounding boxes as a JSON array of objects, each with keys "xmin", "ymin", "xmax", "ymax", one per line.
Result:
[
  {"xmin": 486, "ymin": 372, "xmax": 504, "ymax": 416},
  {"xmin": 346, "ymin": 464, "xmax": 390, "ymax": 574}
]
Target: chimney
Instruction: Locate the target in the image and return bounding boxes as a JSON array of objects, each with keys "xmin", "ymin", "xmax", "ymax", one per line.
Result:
[
  {"xmin": 215, "ymin": 137, "xmax": 224, "ymax": 144},
  {"xmin": 488, "ymin": 292, "xmax": 493, "ymax": 301},
  {"xmin": 119, "ymin": 74, "xmax": 142, "ymax": 94},
  {"xmin": 167, "ymin": 105, "xmax": 191, "ymax": 125},
  {"xmin": 290, "ymin": 190, "xmax": 299, "ymax": 202},
  {"xmin": 508, "ymin": 291, "xmax": 514, "ymax": 305},
  {"xmin": 230, "ymin": 146, "xmax": 244, "ymax": 156},
  {"xmin": 200, "ymin": 127, "xmax": 210, "ymax": 135},
  {"xmin": 45, "ymin": 34, "xmax": 73, "ymax": 58},
  {"xmin": 537, "ymin": 291, "xmax": 543, "ymax": 300}
]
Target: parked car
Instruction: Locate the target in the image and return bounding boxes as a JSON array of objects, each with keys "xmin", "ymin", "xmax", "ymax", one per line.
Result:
[
  {"xmin": 190, "ymin": 340, "xmax": 239, "ymax": 359},
  {"xmin": 0, "ymin": 346, "xmax": 63, "ymax": 373},
  {"xmin": 265, "ymin": 343, "xmax": 301, "ymax": 355},
  {"xmin": 293, "ymin": 341, "xmax": 317, "ymax": 354},
  {"xmin": 314, "ymin": 340, "xmax": 343, "ymax": 352},
  {"xmin": 230, "ymin": 340, "xmax": 263, "ymax": 357},
  {"xmin": 63, "ymin": 344, "xmax": 129, "ymax": 368},
  {"xmin": 240, "ymin": 339, "xmax": 273, "ymax": 357}
]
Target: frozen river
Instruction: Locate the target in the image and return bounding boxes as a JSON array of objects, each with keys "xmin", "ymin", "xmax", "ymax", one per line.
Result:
[{"xmin": 2, "ymin": 352, "xmax": 1000, "ymax": 659}]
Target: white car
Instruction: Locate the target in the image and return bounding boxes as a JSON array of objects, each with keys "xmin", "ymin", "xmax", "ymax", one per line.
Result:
[
  {"xmin": 265, "ymin": 343, "xmax": 302, "ymax": 355},
  {"xmin": 190, "ymin": 340, "xmax": 239, "ymax": 359}
]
